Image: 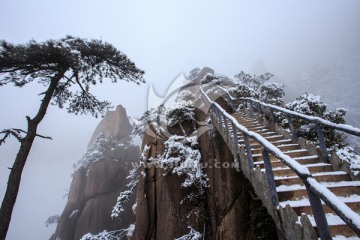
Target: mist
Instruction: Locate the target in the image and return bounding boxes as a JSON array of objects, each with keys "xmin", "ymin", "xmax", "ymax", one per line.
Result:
[{"xmin": 1, "ymin": 0, "xmax": 360, "ymax": 239}]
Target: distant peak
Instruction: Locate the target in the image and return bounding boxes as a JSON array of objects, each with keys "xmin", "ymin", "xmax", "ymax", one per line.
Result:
[{"xmin": 88, "ymin": 105, "xmax": 132, "ymax": 148}]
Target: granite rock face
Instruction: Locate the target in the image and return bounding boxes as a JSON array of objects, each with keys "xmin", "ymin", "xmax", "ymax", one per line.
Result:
[
  {"xmin": 130, "ymin": 94, "xmax": 278, "ymax": 239},
  {"xmin": 50, "ymin": 105, "xmax": 140, "ymax": 240}
]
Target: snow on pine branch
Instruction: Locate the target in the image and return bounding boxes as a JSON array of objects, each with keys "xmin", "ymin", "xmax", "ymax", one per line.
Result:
[
  {"xmin": 175, "ymin": 226, "xmax": 202, "ymax": 240},
  {"xmin": 111, "ymin": 168, "xmax": 138, "ymax": 218},
  {"xmin": 45, "ymin": 215, "xmax": 60, "ymax": 227},
  {"xmin": 80, "ymin": 225, "xmax": 135, "ymax": 240},
  {"xmin": 73, "ymin": 133, "xmax": 118, "ymax": 173},
  {"xmin": 166, "ymin": 100, "xmax": 196, "ymax": 127},
  {"xmin": 132, "ymin": 105, "xmax": 167, "ymax": 138}
]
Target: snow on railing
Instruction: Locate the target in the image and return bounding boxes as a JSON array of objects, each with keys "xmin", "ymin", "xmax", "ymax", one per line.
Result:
[
  {"xmin": 242, "ymin": 97, "xmax": 360, "ymax": 137},
  {"xmin": 241, "ymin": 97, "xmax": 360, "ymax": 163},
  {"xmin": 200, "ymin": 88, "xmax": 360, "ymax": 239}
]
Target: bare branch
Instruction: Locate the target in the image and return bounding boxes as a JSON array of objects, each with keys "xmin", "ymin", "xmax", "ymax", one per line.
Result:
[
  {"xmin": 12, "ymin": 128, "xmax": 52, "ymax": 140},
  {"xmin": 0, "ymin": 128, "xmax": 52, "ymax": 146},
  {"xmin": 0, "ymin": 129, "xmax": 23, "ymax": 145},
  {"xmin": 35, "ymin": 133, "xmax": 53, "ymax": 140}
]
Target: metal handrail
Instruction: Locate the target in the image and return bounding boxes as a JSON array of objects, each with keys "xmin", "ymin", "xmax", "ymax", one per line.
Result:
[
  {"xmin": 241, "ymin": 97, "xmax": 360, "ymax": 163},
  {"xmin": 200, "ymin": 88, "xmax": 360, "ymax": 238},
  {"xmin": 241, "ymin": 97, "xmax": 360, "ymax": 137}
]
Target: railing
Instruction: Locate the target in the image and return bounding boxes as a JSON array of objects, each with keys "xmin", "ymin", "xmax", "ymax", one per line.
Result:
[
  {"xmin": 241, "ymin": 97, "xmax": 360, "ymax": 163},
  {"xmin": 200, "ymin": 88, "xmax": 360, "ymax": 239}
]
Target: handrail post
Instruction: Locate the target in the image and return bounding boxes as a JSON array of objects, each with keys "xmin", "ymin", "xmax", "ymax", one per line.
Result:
[
  {"xmin": 305, "ymin": 185, "xmax": 332, "ymax": 240},
  {"xmin": 258, "ymin": 102, "xmax": 263, "ymax": 114},
  {"xmin": 211, "ymin": 105, "xmax": 217, "ymax": 124},
  {"xmin": 315, "ymin": 123, "xmax": 329, "ymax": 163},
  {"xmin": 287, "ymin": 115, "xmax": 298, "ymax": 143},
  {"xmin": 217, "ymin": 109, "xmax": 223, "ymax": 131},
  {"xmin": 224, "ymin": 116, "xmax": 230, "ymax": 142},
  {"xmin": 232, "ymin": 122, "xmax": 239, "ymax": 152},
  {"xmin": 270, "ymin": 108, "xmax": 276, "ymax": 131},
  {"xmin": 243, "ymin": 134, "xmax": 254, "ymax": 173},
  {"xmin": 232, "ymin": 122, "xmax": 241, "ymax": 169},
  {"xmin": 249, "ymin": 100, "xmax": 254, "ymax": 117},
  {"xmin": 262, "ymin": 149, "xmax": 279, "ymax": 207}
]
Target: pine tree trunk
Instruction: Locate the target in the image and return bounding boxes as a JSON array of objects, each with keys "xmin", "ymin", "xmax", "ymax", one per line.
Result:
[{"xmin": 0, "ymin": 69, "xmax": 66, "ymax": 240}]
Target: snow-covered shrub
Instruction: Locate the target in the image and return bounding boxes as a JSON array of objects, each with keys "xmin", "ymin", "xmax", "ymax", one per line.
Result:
[
  {"xmin": 112, "ymin": 168, "xmax": 138, "ymax": 218},
  {"xmin": 73, "ymin": 133, "xmax": 118, "ymax": 173},
  {"xmin": 336, "ymin": 146, "xmax": 360, "ymax": 176},
  {"xmin": 81, "ymin": 228, "xmax": 135, "ymax": 240},
  {"xmin": 166, "ymin": 100, "xmax": 196, "ymax": 128},
  {"xmin": 259, "ymin": 82, "xmax": 284, "ymax": 106},
  {"xmin": 176, "ymin": 89, "xmax": 196, "ymax": 102},
  {"xmin": 200, "ymin": 73, "xmax": 222, "ymax": 85},
  {"xmin": 175, "ymin": 226, "xmax": 202, "ymax": 240},
  {"xmin": 284, "ymin": 93, "xmax": 347, "ymax": 147},
  {"xmin": 132, "ymin": 105, "xmax": 167, "ymax": 138},
  {"xmin": 231, "ymin": 82, "xmax": 259, "ymax": 99},
  {"xmin": 158, "ymin": 135, "xmax": 208, "ymax": 201},
  {"xmin": 232, "ymin": 71, "xmax": 280, "ymax": 104},
  {"xmin": 126, "ymin": 224, "xmax": 135, "ymax": 238},
  {"xmin": 234, "ymin": 71, "xmax": 273, "ymax": 91}
]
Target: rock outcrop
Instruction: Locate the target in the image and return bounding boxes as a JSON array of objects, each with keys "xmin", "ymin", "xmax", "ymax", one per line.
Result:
[
  {"xmin": 131, "ymin": 113, "xmax": 277, "ymax": 239},
  {"xmin": 51, "ymin": 105, "xmax": 140, "ymax": 240},
  {"xmin": 88, "ymin": 105, "xmax": 133, "ymax": 148},
  {"xmin": 130, "ymin": 68, "xmax": 278, "ymax": 239}
]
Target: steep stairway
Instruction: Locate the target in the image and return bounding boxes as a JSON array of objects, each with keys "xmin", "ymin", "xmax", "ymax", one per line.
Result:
[{"xmin": 229, "ymin": 112, "xmax": 360, "ymax": 238}]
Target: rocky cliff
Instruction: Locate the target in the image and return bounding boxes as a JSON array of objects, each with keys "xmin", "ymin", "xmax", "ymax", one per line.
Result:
[
  {"xmin": 50, "ymin": 105, "xmax": 140, "ymax": 240},
  {"xmin": 51, "ymin": 68, "xmax": 278, "ymax": 240},
  {"xmin": 131, "ymin": 110, "xmax": 277, "ymax": 239},
  {"xmin": 130, "ymin": 68, "xmax": 278, "ymax": 239}
]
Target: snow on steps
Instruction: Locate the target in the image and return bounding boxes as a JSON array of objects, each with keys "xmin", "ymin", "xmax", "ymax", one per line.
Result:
[
  {"xmin": 275, "ymin": 171, "xmax": 350, "ymax": 186},
  {"xmin": 231, "ymin": 112, "xmax": 360, "ymax": 238}
]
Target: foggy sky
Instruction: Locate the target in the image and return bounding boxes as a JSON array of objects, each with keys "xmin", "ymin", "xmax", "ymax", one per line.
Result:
[{"xmin": 1, "ymin": 1, "xmax": 360, "ymax": 239}]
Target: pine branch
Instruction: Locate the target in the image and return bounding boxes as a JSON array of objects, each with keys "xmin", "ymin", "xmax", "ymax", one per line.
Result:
[{"xmin": 0, "ymin": 128, "xmax": 52, "ymax": 146}]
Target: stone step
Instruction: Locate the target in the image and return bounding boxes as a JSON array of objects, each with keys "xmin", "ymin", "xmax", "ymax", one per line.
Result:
[
  {"xmin": 252, "ymin": 149, "xmax": 309, "ymax": 162},
  {"xmin": 239, "ymin": 139, "xmax": 293, "ymax": 149},
  {"xmin": 254, "ymin": 155, "xmax": 320, "ymax": 169},
  {"xmin": 230, "ymin": 128, "xmax": 271, "ymax": 136},
  {"xmin": 253, "ymin": 129, "xmax": 273, "ymax": 134},
  {"xmin": 277, "ymin": 181, "xmax": 360, "ymax": 202},
  {"xmin": 275, "ymin": 171, "xmax": 350, "ymax": 186},
  {"xmin": 238, "ymin": 135, "xmax": 286, "ymax": 145},
  {"xmin": 251, "ymin": 144, "xmax": 300, "ymax": 154},
  {"xmin": 231, "ymin": 113, "xmax": 360, "ymax": 238},
  {"xmin": 291, "ymin": 200, "xmax": 360, "ymax": 216},
  {"xmin": 271, "ymin": 163, "xmax": 333, "ymax": 178},
  {"xmin": 326, "ymin": 224, "xmax": 356, "ymax": 238},
  {"xmin": 311, "ymin": 215, "xmax": 358, "ymax": 238},
  {"xmin": 233, "ymin": 119, "xmax": 262, "ymax": 128}
]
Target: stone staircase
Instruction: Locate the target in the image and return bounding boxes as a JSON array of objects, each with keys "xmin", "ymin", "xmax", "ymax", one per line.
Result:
[{"xmin": 229, "ymin": 112, "xmax": 360, "ymax": 239}]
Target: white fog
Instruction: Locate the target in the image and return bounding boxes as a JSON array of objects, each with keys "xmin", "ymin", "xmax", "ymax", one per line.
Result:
[{"xmin": 1, "ymin": 0, "xmax": 360, "ymax": 239}]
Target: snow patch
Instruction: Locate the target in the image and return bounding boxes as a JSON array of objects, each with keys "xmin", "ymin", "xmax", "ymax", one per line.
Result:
[
  {"xmin": 175, "ymin": 226, "xmax": 202, "ymax": 240},
  {"xmin": 69, "ymin": 209, "xmax": 79, "ymax": 219}
]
